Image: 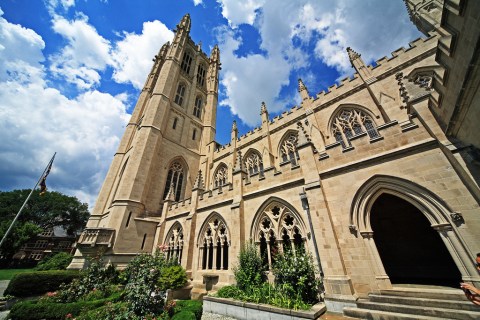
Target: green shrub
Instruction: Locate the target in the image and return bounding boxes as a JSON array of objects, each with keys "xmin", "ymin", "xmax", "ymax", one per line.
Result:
[
  {"xmin": 216, "ymin": 285, "xmax": 242, "ymax": 299},
  {"xmin": 272, "ymin": 250, "xmax": 321, "ymax": 304},
  {"xmin": 75, "ymin": 302, "xmax": 135, "ymax": 320},
  {"xmin": 174, "ymin": 300, "xmax": 202, "ymax": 320},
  {"xmin": 55, "ymin": 257, "xmax": 119, "ymax": 303},
  {"xmin": 158, "ymin": 265, "xmax": 187, "ymax": 291},
  {"xmin": 172, "ymin": 310, "xmax": 196, "ymax": 320},
  {"xmin": 4, "ymin": 270, "xmax": 79, "ymax": 297},
  {"xmin": 233, "ymin": 242, "xmax": 266, "ymax": 291},
  {"xmin": 123, "ymin": 252, "xmax": 169, "ymax": 316},
  {"xmin": 9, "ymin": 294, "xmax": 120, "ymax": 320},
  {"xmin": 35, "ymin": 252, "xmax": 73, "ymax": 271}
]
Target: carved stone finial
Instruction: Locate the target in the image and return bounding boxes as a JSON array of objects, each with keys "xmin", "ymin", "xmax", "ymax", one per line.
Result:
[
  {"xmin": 232, "ymin": 120, "xmax": 237, "ymax": 132},
  {"xmin": 346, "ymin": 47, "xmax": 360, "ymax": 61},
  {"xmin": 298, "ymin": 78, "xmax": 310, "ymax": 101},
  {"xmin": 193, "ymin": 170, "xmax": 204, "ymax": 191},
  {"xmin": 178, "ymin": 13, "xmax": 191, "ymax": 32},
  {"xmin": 210, "ymin": 44, "xmax": 220, "ymax": 63},
  {"xmin": 165, "ymin": 182, "xmax": 176, "ymax": 201},
  {"xmin": 260, "ymin": 101, "xmax": 268, "ymax": 115},
  {"xmin": 298, "ymin": 78, "xmax": 307, "ymax": 92}
]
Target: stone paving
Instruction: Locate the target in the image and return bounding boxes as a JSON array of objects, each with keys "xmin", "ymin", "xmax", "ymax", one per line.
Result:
[{"xmin": 201, "ymin": 311, "xmax": 356, "ymax": 320}]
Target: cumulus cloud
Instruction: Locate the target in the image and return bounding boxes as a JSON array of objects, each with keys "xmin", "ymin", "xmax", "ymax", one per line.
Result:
[
  {"xmin": 0, "ymin": 8, "xmax": 129, "ymax": 208},
  {"xmin": 0, "ymin": 8, "xmax": 45, "ymax": 82},
  {"xmin": 217, "ymin": 28, "xmax": 292, "ymax": 126},
  {"xmin": 217, "ymin": 0, "xmax": 266, "ymax": 27},
  {"xmin": 214, "ymin": 0, "xmax": 421, "ymax": 126},
  {"xmin": 111, "ymin": 20, "xmax": 174, "ymax": 90},
  {"xmin": 49, "ymin": 13, "xmax": 112, "ymax": 89}
]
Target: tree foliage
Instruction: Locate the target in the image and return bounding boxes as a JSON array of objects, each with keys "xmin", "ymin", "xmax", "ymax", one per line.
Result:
[{"xmin": 0, "ymin": 189, "xmax": 89, "ymax": 258}]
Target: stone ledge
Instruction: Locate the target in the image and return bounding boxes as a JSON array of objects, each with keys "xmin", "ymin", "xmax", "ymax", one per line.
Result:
[{"xmin": 203, "ymin": 296, "xmax": 326, "ymax": 320}]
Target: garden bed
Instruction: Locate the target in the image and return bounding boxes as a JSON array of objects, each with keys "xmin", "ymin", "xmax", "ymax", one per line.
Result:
[{"xmin": 203, "ymin": 296, "xmax": 326, "ymax": 320}]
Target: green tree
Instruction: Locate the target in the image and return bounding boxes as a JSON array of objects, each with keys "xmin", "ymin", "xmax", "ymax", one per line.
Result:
[{"xmin": 0, "ymin": 189, "xmax": 89, "ymax": 258}]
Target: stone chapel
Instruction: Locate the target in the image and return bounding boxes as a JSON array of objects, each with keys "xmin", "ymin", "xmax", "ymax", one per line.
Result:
[{"xmin": 71, "ymin": 0, "xmax": 480, "ymax": 315}]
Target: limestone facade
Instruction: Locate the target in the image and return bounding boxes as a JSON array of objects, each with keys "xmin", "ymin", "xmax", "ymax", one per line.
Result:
[{"xmin": 71, "ymin": 1, "xmax": 480, "ymax": 312}]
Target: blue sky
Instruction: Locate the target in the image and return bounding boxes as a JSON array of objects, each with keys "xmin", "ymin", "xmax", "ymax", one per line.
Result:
[{"xmin": 0, "ymin": 0, "xmax": 421, "ymax": 208}]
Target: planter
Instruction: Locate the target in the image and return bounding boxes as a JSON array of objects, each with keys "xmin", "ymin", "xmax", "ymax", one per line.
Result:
[{"xmin": 203, "ymin": 296, "xmax": 326, "ymax": 320}]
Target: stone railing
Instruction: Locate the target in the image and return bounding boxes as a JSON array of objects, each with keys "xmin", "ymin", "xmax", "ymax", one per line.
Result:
[{"xmin": 76, "ymin": 228, "xmax": 115, "ymax": 249}]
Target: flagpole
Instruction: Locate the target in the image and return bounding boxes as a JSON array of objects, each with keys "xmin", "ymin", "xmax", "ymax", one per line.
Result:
[{"xmin": 0, "ymin": 152, "xmax": 56, "ymax": 251}]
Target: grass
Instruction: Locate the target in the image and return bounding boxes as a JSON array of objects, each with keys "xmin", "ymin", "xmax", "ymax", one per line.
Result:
[{"xmin": 0, "ymin": 269, "xmax": 35, "ymax": 280}]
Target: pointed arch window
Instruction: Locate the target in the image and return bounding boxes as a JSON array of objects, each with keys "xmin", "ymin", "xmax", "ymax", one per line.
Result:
[
  {"xmin": 244, "ymin": 151, "xmax": 264, "ymax": 176},
  {"xmin": 332, "ymin": 109, "xmax": 380, "ymax": 148},
  {"xmin": 199, "ymin": 216, "xmax": 229, "ymax": 270},
  {"xmin": 164, "ymin": 224, "xmax": 184, "ymax": 264},
  {"xmin": 197, "ymin": 64, "xmax": 206, "ymax": 87},
  {"xmin": 162, "ymin": 161, "xmax": 184, "ymax": 202},
  {"xmin": 280, "ymin": 132, "xmax": 299, "ymax": 164},
  {"xmin": 214, "ymin": 164, "xmax": 228, "ymax": 188},
  {"xmin": 253, "ymin": 202, "xmax": 307, "ymax": 270},
  {"xmin": 181, "ymin": 51, "xmax": 193, "ymax": 74},
  {"xmin": 174, "ymin": 83, "xmax": 186, "ymax": 106},
  {"xmin": 193, "ymin": 96, "xmax": 202, "ymax": 118}
]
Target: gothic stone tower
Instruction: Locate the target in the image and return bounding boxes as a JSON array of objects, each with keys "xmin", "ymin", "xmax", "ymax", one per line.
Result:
[{"xmin": 70, "ymin": 14, "xmax": 220, "ymax": 268}]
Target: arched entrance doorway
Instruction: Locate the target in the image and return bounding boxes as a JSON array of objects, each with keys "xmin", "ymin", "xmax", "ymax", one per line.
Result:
[{"xmin": 371, "ymin": 193, "xmax": 461, "ymax": 287}]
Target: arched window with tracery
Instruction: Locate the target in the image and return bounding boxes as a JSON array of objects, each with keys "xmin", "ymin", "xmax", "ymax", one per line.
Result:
[
  {"xmin": 174, "ymin": 83, "xmax": 186, "ymax": 106},
  {"xmin": 280, "ymin": 132, "xmax": 299, "ymax": 164},
  {"xmin": 164, "ymin": 224, "xmax": 184, "ymax": 264},
  {"xmin": 332, "ymin": 108, "xmax": 380, "ymax": 148},
  {"xmin": 162, "ymin": 161, "xmax": 185, "ymax": 202},
  {"xmin": 197, "ymin": 64, "xmax": 206, "ymax": 87},
  {"xmin": 181, "ymin": 51, "xmax": 193, "ymax": 74},
  {"xmin": 213, "ymin": 164, "xmax": 228, "ymax": 188},
  {"xmin": 252, "ymin": 201, "xmax": 307, "ymax": 270},
  {"xmin": 244, "ymin": 151, "xmax": 264, "ymax": 176},
  {"xmin": 193, "ymin": 96, "xmax": 202, "ymax": 118},
  {"xmin": 198, "ymin": 215, "xmax": 229, "ymax": 270}
]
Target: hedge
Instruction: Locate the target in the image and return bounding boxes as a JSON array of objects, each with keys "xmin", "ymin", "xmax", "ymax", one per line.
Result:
[
  {"xmin": 174, "ymin": 300, "xmax": 203, "ymax": 320},
  {"xmin": 171, "ymin": 310, "xmax": 196, "ymax": 320},
  {"xmin": 4, "ymin": 270, "xmax": 80, "ymax": 297},
  {"xmin": 9, "ymin": 293, "xmax": 122, "ymax": 320}
]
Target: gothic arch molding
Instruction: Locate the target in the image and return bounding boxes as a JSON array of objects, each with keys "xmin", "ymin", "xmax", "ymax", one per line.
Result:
[
  {"xmin": 162, "ymin": 156, "xmax": 190, "ymax": 201},
  {"xmin": 251, "ymin": 197, "xmax": 308, "ymax": 269},
  {"xmin": 350, "ymin": 174, "xmax": 478, "ymax": 285},
  {"xmin": 163, "ymin": 222, "xmax": 184, "ymax": 263},
  {"xmin": 277, "ymin": 129, "xmax": 299, "ymax": 164},
  {"xmin": 251, "ymin": 196, "xmax": 307, "ymax": 239},
  {"xmin": 197, "ymin": 212, "xmax": 230, "ymax": 270},
  {"xmin": 350, "ymin": 175, "xmax": 452, "ymax": 232},
  {"xmin": 327, "ymin": 103, "xmax": 379, "ymax": 131}
]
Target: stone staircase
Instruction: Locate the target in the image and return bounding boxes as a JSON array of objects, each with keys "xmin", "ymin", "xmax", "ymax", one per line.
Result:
[{"xmin": 343, "ymin": 287, "xmax": 480, "ymax": 319}]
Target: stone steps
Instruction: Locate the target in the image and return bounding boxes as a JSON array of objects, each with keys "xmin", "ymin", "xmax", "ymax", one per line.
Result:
[
  {"xmin": 368, "ymin": 294, "xmax": 477, "ymax": 312},
  {"xmin": 343, "ymin": 287, "xmax": 480, "ymax": 320}
]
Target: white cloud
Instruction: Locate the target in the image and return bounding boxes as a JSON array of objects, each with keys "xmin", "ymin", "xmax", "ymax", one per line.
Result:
[
  {"xmin": 111, "ymin": 20, "xmax": 174, "ymax": 90},
  {"xmin": 217, "ymin": 0, "xmax": 266, "ymax": 27},
  {"xmin": 0, "ymin": 8, "xmax": 45, "ymax": 82},
  {"xmin": 214, "ymin": 0, "xmax": 422, "ymax": 126},
  {"xmin": 217, "ymin": 28, "xmax": 292, "ymax": 126},
  {"xmin": 49, "ymin": 13, "xmax": 112, "ymax": 89},
  {"xmin": 0, "ymin": 8, "xmax": 129, "ymax": 209},
  {"xmin": 193, "ymin": 0, "xmax": 203, "ymax": 5}
]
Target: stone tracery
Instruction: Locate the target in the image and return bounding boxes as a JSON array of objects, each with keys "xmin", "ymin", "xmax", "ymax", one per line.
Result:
[
  {"xmin": 253, "ymin": 201, "xmax": 307, "ymax": 270},
  {"xmin": 164, "ymin": 223, "xmax": 184, "ymax": 263},
  {"xmin": 280, "ymin": 132, "xmax": 299, "ymax": 164},
  {"xmin": 214, "ymin": 164, "xmax": 228, "ymax": 188},
  {"xmin": 332, "ymin": 108, "xmax": 380, "ymax": 148},
  {"xmin": 198, "ymin": 215, "xmax": 229, "ymax": 270},
  {"xmin": 244, "ymin": 151, "xmax": 264, "ymax": 176}
]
